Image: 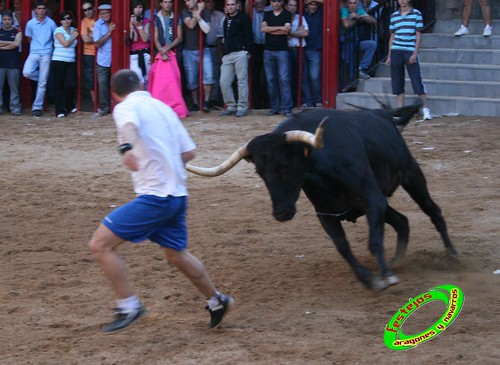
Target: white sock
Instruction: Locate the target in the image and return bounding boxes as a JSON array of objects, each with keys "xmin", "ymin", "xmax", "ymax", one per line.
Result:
[
  {"xmin": 207, "ymin": 292, "xmax": 221, "ymax": 310},
  {"xmin": 116, "ymin": 295, "xmax": 141, "ymax": 313}
]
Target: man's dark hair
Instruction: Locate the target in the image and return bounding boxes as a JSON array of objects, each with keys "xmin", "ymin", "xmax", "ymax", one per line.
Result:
[
  {"xmin": 112, "ymin": 70, "xmax": 141, "ymax": 97},
  {"xmin": 35, "ymin": 0, "xmax": 47, "ymax": 8},
  {"xmin": 2, "ymin": 10, "xmax": 14, "ymax": 19}
]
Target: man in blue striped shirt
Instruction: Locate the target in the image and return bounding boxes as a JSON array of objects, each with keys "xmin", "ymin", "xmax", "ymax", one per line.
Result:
[{"xmin": 386, "ymin": 0, "xmax": 431, "ymax": 120}]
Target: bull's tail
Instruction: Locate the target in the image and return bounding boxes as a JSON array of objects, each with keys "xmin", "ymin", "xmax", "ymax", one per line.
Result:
[{"xmin": 392, "ymin": 99, "xmax": 424, "ymax": 132}]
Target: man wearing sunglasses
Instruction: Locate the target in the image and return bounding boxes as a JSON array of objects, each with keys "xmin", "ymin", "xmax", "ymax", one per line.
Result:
[
  {"xmin": 22, "ymin": 0, "xmax": 56, "ymax": 118},
  {"xmin": 80, "ymin": 2, "xmax": 97, "ymax": 108}
]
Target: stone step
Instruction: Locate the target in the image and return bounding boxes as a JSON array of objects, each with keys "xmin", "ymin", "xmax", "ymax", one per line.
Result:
[
  {"xmin": 375, "ymin": 62, "xmax": 500, "ymax": 82},
  {"xmin": 336, "ymin": 92, "xmax": 500, "ymax": 117},
  {"xmin": 421, "ymin": 33, "xmax": 500, "ymax": 50},
  {"xmin": 358, "ymin": 77, "xmax": 499, "ymax": 99},
  {"xmin": 431, "ymin": 19, "xmax": 500, "ymax": 34},
  {"xmin": 418, "ymin": 48, "xmax": 500, "ymax": 65}
]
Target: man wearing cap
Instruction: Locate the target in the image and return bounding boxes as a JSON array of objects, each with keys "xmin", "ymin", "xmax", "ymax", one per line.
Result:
[{"xmin": 93, "ymin": 4, "xmax": 116, "ymax": 116}]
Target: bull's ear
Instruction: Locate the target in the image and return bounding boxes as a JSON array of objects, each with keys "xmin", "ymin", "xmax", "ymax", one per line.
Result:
[{"xmin": 304, "ymin": 147, "xmax": 311, "ymax": 157}]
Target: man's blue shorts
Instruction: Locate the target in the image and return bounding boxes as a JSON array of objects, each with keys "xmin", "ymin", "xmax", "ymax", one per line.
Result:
[{"xmin": 102, "ymin": 195, "xmax": 188, "ymax": 250}]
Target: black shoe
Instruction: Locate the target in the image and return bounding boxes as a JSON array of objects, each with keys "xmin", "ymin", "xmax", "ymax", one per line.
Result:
[
  {"xmin": 190, "ymin": 104, "xmax": 200, "ymax": 112},
  {"xmin": 202, "ymin": 101, "xmax": 210, "ymax": 112},
  {"xmin": 265, "ymin": 110, "xmax": 279, "ymax": 116},
  {"xmin": 206, "ymin": 294, "xmax": 234, "ymax": 329},
  {"xmin": 32, "ymin": 109, "xmax": 42, "ymax": 118},
  {"xmin": 102, "ymin": 305, "xmax": 145, "ymax": 333}
]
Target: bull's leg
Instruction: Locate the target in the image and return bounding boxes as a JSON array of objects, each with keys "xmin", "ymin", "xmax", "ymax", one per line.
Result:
[
  {"xmin": 385, "ymin": 205, "xmax": 410, "ymax": 268},
  {"xmin": 402, "ymin": 162, "xmax": 458, "ymax": 256},
  {"xmin": 363, "ymin": 192, "xmax": 400, "ymax": 287},
  {"xmin": 317, "ymin": 216, "xmax": 388, "ymax": 290}
]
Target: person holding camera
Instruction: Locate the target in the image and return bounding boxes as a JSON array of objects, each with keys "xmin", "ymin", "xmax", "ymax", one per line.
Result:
[{"xmin": 129, "ymin": 1, "xmax": 151, "ymax": 88}]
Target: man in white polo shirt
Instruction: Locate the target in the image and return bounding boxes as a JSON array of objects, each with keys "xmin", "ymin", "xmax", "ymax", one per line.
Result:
[{"xmin": 88, "ymin": 69, "xmax": 234, "ymax": 333}]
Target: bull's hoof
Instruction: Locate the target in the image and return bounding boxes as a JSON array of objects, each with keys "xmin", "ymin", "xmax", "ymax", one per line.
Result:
[
  {"xmin": 390, "ymin": 255, "xmax": 405, "ymax": 268},
  {"xmin": 446, "ymin": 246, "xmax": 459, "ymax": 257},
  {"xmin": 384, "ymin": 274, "xmax": 400, "ymax": 286}
]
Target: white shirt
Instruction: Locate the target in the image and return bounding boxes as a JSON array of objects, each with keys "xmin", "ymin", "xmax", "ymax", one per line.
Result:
[
  {"xmin": 113, "ymin": 91, "xmax": 196, "ymax": 198},
  {"xmin": 288, "ymin": 14, "xmax": 308, "ymax": 48}
]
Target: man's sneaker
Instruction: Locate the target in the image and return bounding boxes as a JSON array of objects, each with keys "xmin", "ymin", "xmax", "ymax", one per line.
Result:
[
  {"xmin": 190, "ymin": 104, "xmax": 200, "ymax": 112},
  {"xmin": 423, "ymin": 107, "xmax": 432, "ymax": 120},
  {"xmin": 57, "ymin": 113, "xmax": 65, "ymax": 118},
  {"xmin": 283, "ymin": 110, "xmax": 293, "ymax": 117},
  {"xmin": 220, "ymin": 108, "xmax": 236, "ymax": 116},
  {"xmin": 454, "ymin": 25, "xmax": 469, "ymax": 36},
  {"xmin": 315, "ymin": 102, "xmax": 323, "ymax": 108},
  {"xmin": 102, "ymin": 305, "xmax": 145, "ymax": 333},
  {"xmin": 70, "ymin": 107, "xmax": 78, "ymax": 113},
  {"xmin": 359, "ymin": 70, "xmax": 370, "ymax": 80},
  {"xmin": 300, "ymin": 104, "xmax": 312, "ymax": 110},
  {"xmin": 265, "ymin": 110, "xmax": 280, "ymax": 116},
  {"xmin": 206, "ymin": 294, "xmax": 234, "ymax": 329},
  {"xmin": 202, "ymin": 101, "xmax": 210, "ymax": 113},
  {"xmin": 483, "ymin": 25, "xmax": 493, "ymax": 37},
  {"xmin": 235, "ymin": 110, "xmax": 247, "ymax": 117},
  {"xmin": 32, "ymin": 109, "xmax": 42, "ymax": 118},
  {"xmin": 12, "ymin": 110, "xmax": 21, "ymax": 116}
]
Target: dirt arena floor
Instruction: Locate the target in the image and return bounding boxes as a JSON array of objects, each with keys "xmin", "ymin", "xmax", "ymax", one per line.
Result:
[{"xmin": 0, "ymin": 108, "xmax": 499, "ymax": 365}]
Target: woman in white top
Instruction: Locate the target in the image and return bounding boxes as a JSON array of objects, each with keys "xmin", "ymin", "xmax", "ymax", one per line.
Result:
[{"xmin": 51, "ymin": 10, "xmax": 78, "ymax": 118}]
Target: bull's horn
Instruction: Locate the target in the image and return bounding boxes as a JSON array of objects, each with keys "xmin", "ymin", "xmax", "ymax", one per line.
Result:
[
  {"xmin": 285, "ymin": 117, "xmax": 327, "ymax": 149},
  {"xmin": 186, "ymin": 145, "xmax": 249, "ymax": 177}
]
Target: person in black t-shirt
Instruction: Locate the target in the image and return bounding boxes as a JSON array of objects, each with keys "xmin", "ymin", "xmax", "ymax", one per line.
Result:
[{"xmin": 261, "ymin": 0, "xmax": 293, "ymax": 116}]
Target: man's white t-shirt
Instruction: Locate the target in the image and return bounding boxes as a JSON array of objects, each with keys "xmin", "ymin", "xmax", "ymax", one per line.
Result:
[{"xmin": 113, "ymin": 91, "xmax": 196, "ymax": 198}]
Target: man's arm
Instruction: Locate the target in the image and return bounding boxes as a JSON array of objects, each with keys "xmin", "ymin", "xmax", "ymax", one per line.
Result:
[
  {"xmin": 94, "ymin": 22, "xmax": 116, "ymax": 48},
  {"xmin": 261, "ymin": 21, "xmax": 291, "ymax": 35},
  {"xmin": 120, "ymin": 122, "xmax": 141, "ymax": 171},
  {"xmin": 0, "ymin": 31, "xmax": 22, "ymax": 49},
  {"xmin": 80, "ymin": 20, "xmax": 94, "ymax": 44},
  {"xmin": 182, "ymin": 149, "xmax": 196, "ymax": 164}
]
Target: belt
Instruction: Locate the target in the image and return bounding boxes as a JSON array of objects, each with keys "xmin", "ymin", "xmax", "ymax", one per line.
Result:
[{"xmin": 130, "ymin": 48, "xmax": 150, "ymax": 55}]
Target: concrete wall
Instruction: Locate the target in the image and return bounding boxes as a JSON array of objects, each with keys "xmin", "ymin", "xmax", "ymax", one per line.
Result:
[{"xmin": 436, "ymin": 0, "xmax": 500, "ymax": 21}]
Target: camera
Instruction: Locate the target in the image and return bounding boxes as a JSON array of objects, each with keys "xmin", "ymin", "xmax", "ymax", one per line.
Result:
[{"xmin": 135, "ymin": 15, "xmax": 143, "ymax": 22}]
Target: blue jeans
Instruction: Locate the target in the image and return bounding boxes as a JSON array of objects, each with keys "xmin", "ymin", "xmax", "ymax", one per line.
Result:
[
  {"xmin": 302, "ymin": 48, "xmax": 322, "ymax": 106},
  {"xmin": 263, "ymin": 50, "xmax": 292, "ymax": 113},
  {"xmin": 359, "ymin": 40, "xmax": 377, "ymax": 71},
  {"xmin": 182, "ymin": 48, "xmax": 214, "ymax": 90},
  {"xmin": 97, "ymin": 65, "xmax": 111, "ymax": 114},
  {"xmin": 22, "ymin": 53, "xmax": 52, "ymax": 110}
]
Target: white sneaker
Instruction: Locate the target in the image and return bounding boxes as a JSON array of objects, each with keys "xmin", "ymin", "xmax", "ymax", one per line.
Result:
[
  {"xmin": 454, "ymin": 25, "xmax": 469, "ymax": 36},
  {"xmin": 423, "ymin": 108, "xmax": 432, "ymax": 120},
  {"xmin": 483, "ymin": 25, "xmax": 492, "ymax": 37}
]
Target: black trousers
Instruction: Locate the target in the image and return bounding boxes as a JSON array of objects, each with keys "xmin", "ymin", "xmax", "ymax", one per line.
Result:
[{"xmin": 51, "ymin": 60, "xmax": 76, "ymax": 115}]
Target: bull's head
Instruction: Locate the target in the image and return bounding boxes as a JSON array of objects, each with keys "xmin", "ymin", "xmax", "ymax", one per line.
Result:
[{"xmin": 186, "ymin": 118, "xmax": 326, "ymax": 221}]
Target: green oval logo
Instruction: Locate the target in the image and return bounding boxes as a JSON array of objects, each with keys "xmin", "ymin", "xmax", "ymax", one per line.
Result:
[{"xmin": 384, "ymin": 284, "xmax": 464, "ymax": 350}]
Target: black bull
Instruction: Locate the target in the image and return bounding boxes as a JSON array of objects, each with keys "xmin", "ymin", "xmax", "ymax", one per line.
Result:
[{"xmin": 187, "ymin": 105, "xmax": 458, "ymax": 290}]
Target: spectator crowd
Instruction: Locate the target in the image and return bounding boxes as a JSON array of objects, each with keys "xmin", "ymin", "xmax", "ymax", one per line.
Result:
[{"xmin": 1, "ymin": 0, "xmax": 476, "ymax": 119}]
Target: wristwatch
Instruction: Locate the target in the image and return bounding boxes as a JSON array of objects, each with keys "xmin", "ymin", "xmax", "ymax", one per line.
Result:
[{"xmin": 118, "ymin": 143, "xmax": 133, "ymax": 155}]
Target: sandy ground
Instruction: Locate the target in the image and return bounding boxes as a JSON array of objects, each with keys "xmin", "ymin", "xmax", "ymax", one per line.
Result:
[{"xmin": 0, "ymin": 109, "xmax": 499, "ymax": 365}]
